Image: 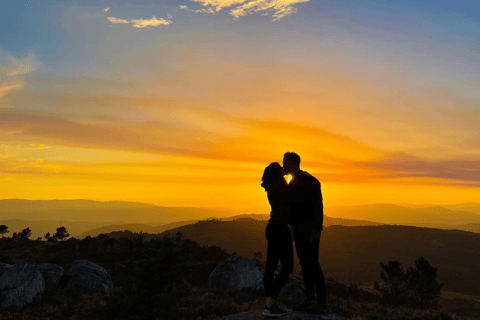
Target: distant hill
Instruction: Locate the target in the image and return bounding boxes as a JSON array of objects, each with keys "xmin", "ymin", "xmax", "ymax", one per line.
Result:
[
  {"xmin": 0, "ymin": 199, "xmax": 238, "ymax": 224},
  {"xmin": 0, "ymin": 219, "xmax": 117, "ymax": 240},
  {"xmin": 74, "ymin": 219, "xmax": 200, "ymax": 239},
  {"xmin": 326, "ymin": 203, "xmax": 480, "ymax": 227},
  {"xmin": 153, "ymin": 218, "xmax": 480, "ymax": 295},
  {"xmin": 78, "ymin": 214, "xmax": 384, "ymax": 239}
]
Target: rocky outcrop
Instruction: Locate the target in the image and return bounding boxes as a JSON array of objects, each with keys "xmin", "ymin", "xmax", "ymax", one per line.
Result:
[
  {"xmin": 38, "ymin": 263, "xmax": 64, "ymax": 288},
  {"xmin": 0, "ymin": 262, "xmax": 12, "ymax": 277},
  {"xmin": 66, "ymin": 259, "xmax": 113, "ymax": 297},
  {"xmin": 208, "ymin": 255, "xmax": 264, "ymax": 291},
  {"xmin": 278, "ymin": 283, "xmax": 304, "ymax": 299},
  {"xmin": 0, "ymin": 258, "xmax": 45, "ymax": 311}
]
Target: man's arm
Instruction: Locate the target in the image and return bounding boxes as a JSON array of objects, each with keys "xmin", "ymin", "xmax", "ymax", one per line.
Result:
[{"xmin": 310, "ymin": 179, "xmax": 324, "ymax": 232}]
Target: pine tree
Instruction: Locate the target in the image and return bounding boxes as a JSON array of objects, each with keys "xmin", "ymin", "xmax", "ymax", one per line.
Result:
[
  {"xmin": 54, "ymin": 226, "xmax": 70, "ymax": 242},
  {"xmin": 0, "ymin": 225, "xmax": 9, "ymax": 238},
  {"xmin": 20, "ymin": 227, "xmax": 32, "ymax": 240},
  {"xmin": 406, "ymin": 256, "xmax": 444, "ymax": 309},
  {"xmin": 374, "ymin": 260, "xmax": 408, "ymax": 306}
]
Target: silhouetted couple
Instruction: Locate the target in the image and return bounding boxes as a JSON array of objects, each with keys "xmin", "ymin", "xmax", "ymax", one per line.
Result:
[{"xmin": 261, "ymin": 152, "xmax": 326, "ymax": 317}]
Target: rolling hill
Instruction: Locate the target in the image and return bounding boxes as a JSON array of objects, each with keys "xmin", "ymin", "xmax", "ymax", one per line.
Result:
[
  {"xmin": 77, "ymin": 215, "xmax": 384, "ymax": 239},
  {"xmin": 326, "ymin": 203, "xmax": 480, "ymax": 227},
  {"xmin": 152, "ymin": 218, "xmax": 480, "ymax": 295},
  {"xmin": 0, "ymin": 199, "xmax": 238, "ymax": 224}
]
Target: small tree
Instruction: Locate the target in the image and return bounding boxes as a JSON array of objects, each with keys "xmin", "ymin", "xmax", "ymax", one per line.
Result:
[
  {"xmin": 54, "ymin": 226, "xmax": 70, "ymax": 242},
  {"xmin": 406, "ymin": 256, "xmax": 444, "ymax": 309},
  {"xmin": 44, "ymin": 232, "xmax": 51, "ymax": 241},
  {"xmin": 19, "ymin": 227, "xmax": 32, "ymax": 240},
  {"xmin": 0, "ymin": 225, "xmax": 9, "ymax": 238},
  {"xmin": 374, "ymin": 260, "xmax": 408, "ymax": 306},
  {"xmin": 37, "ymin": 237, "xmax": 42, "ymax": 241},
  {"xmin": 12, "ymin": 232, "xmax": 18, "ymax": 238},
  {"xmin": 175, "ymin": 232, "xmax": 183, "ymax": 245}
]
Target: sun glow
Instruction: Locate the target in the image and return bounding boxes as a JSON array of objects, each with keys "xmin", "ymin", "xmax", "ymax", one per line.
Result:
[{"xmin": 284, "ymin": 174, "xmax": 293, "ymax": 184}]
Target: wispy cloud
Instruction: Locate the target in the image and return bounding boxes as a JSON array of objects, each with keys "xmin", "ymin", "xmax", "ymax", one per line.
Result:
[
  {"xmin": 16, "ymin": 144, "xmax": 52, "ymax": 150},
  {"xmin": 107, "ymin": 16, "xmax": 130, "ymax": 24},
  {"xmin": 6, "ymin": 51, "xmax": 39, "ymax": 76},
  {"xmin": 130, "ymin": 16, "xmax": 172, "ymax": 28},
  {"xmin": 107, "ymin": 15, "xmax": 172, "ymax": 28},
  {"xmin": 184, "ymin": 0, "xmax": 309, "ymax": 20},
  {"xmin": 104, "ymin": 7, "xmax": 111, "ymax": 12},
  {"xmin": 0, "ymin": 51, "xmax": 39, "ymax": 109}
]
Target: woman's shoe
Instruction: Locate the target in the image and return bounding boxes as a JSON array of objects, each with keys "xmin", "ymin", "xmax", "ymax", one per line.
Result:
[
  {"xmin": 262, "ymin": 303, "xmax": 288, "ymax": 317},
  {"xmin": 291, "ymin": 298, "xmax": 315, "ymax": 311}
]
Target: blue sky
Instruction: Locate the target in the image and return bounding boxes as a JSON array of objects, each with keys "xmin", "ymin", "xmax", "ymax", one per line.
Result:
[{"xmin": 1, "ymin": 0, "xmax": 480, "ymax": 208}]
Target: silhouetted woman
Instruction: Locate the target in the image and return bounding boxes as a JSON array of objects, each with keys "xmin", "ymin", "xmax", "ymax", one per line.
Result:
[{"xmin": 260, "ymin": 162, "xmax": 294, "ymax": 317}]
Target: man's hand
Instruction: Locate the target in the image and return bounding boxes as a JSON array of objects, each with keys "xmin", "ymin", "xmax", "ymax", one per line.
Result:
[{"xmin": 309, "ymin": 230, "xmax": 321, "ymax": 242}]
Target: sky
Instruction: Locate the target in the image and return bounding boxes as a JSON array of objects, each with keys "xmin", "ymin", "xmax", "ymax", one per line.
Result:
[{"xmin": 1, "ymin": 0, "xmax": 480, "ymax": 212}]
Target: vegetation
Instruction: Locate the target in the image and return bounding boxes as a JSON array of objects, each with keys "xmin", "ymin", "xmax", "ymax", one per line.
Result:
[
  {"xmin": 374, "ymin": 257, "xmax": 444, "ymax": 310},
  {"xmin": 0, "ymin": 225, "xmax": 9, "ymax": 238},
  {"xmin": 0, "ymin": 225, "xmax": 476, "ymax": 320}
]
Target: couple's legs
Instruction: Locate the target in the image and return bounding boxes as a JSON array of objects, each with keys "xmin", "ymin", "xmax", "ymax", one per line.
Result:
[
  {"xmin": 264, "ymin": 222, "xmax": 294, "ymax": 301},
  {"xmin": 294, "ymin": 228, "xmax": 326, "ymax": 304}
]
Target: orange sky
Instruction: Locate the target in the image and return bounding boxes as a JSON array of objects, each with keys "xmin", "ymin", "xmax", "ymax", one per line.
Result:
[{"xmin": 1, "ymin": 1, "xmax": 480, "ymax": 213}]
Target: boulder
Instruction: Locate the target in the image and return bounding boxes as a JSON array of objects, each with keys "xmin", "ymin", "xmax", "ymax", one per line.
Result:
[
  {"xmin": 208, "ymin": 255, "xmax": 263, "ymax": 291},
  {"xmin": 203, "ymin": 292, "xmax": 215, "ymax": 298},
  {"xmin": 38, "ymin": 263, "xmax": 64, "ymax": 288},
  {"xmin": 0, "ymin": 262, "xmax": 12, "ymax": 277},
  {"xmin": 278, "ymin": 283, "xmax": 304, "ymax": 299},
  {"xmin": 0, "ymin": 258, "xmax": 45, "ymax": 311},
  {"xmin": 66, "ymin": 259, "xmax": 112, "ymax": 297}
]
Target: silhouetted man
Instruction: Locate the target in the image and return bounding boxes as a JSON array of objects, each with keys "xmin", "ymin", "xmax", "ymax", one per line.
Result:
[{"xmin": 283, "ymin": 151, "xmax": 327, "ymax": 315}]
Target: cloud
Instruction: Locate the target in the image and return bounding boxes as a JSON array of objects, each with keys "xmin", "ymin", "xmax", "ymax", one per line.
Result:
[
  {"xmin": 104, "ymin": 7, "xmax": 111, "ymax": 12},
  {"xmin": 107, "ymin": 16, "xmax": 130, "ymax": 24},
  {"xmin": 363, "ymin": 152, "xmax": 480, "ymax": 186},
  {"xmin": 0, "ymin": 51, "xmax": 39, "ymax": 108},
  {"xmin": 16, "ymin": 144, "xmax": 52, "ymax": 150},
  {"xmin": 130, "ymin": 16, "xmax": 172, "ymax": 28},
  {"xmin": 186, "ymin": 0, "xmax": 309, "ymax": 20},
  {"xmin": 6, "ymin": 51, "xmax": 39, "ymax": 76},
  {"xmin": 107, "ymin": 15, "xmax": 172, "ymax": 28}
]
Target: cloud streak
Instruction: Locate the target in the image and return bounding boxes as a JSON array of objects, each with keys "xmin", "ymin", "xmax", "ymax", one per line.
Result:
[
  {"xmin": 107, "ymin": 15, "xmax": 172, "ymax": 28},
  {"xmin": 185, "ymin": 0, "xmax": 309, "ymax": 20}
]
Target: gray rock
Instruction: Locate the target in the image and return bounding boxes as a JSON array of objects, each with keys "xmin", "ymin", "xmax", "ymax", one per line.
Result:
[
  {"xmin": 208, "ymin": 255, "xmax": 264, "ymax": 291},
  {"xmin": 0, "ymin": 262, "xmax": 12, "ymax": 278},
  {"xmin": 38, "ymin": 263, "xmax": 64, "ymax": 288},
  {"xmin": 66, "ymin": 259, "xmax": 112, "ymax": 297},
  {"xmin": 0, "ymin": 258, "xmax": 45, "ymax": 311},
  {"xmin": 278, "ymin": 283, "xmax": 304, "ymax": 299},
  {"xmin": 203, "ymin": 292, "xmax": 215, "ymax": 298}
]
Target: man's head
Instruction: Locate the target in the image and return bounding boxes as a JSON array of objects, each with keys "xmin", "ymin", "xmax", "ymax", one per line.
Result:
[{"xmin": 283, "ymin": 152, "xmax": 301, "ymax": 174}]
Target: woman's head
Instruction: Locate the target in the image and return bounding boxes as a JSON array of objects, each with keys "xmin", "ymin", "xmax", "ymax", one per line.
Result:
[{"xmin": 261, "ymin": 162, "xmax": 286, "ymax": 190}]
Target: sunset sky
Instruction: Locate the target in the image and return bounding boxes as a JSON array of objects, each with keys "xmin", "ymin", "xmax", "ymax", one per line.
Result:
[{"xmin": 1, "ymin": 0, "xmax": 480, "ymax": 212}]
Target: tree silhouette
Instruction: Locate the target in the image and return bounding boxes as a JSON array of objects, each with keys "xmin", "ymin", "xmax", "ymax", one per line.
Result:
[
  {"xmin": 374, "ymin": 260, "xmax": 407, "ymax": 306},
  {"xmin": 12, "ymin": 232, "xmax": 18, "ymax": 238},
  {"xmin": 37, "ymin": 237, "xmax": 42, "ymax": 241},
  {"xmin": 405, "ymin": 256, "xmax": 444, "ymax": 309},
  {"xmin": 0, "ymin": 225, "xmax": 9, "ymax": 238},
  {"xmin": 44, "ymin": 232, "xmax": 51, "ymax": 241},
  {"xmin": 175, "ymin": 232, "xmax": 183, "ymax": 245},
  {"xmin": 20, "ymin": 227, "xmax": 32, "ymax": 240},
  {"xmin": 54, "ymin": 226, "xmax": 70, "ymax": 242}
]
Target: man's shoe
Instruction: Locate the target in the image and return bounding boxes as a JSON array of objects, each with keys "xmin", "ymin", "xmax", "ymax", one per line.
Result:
[
  {"xmin": 262, "ymin": 303, "xmax": 288, "ymax": 317},
  {"xmin": 291, "ymin": 299, "xmax": 315, "ymax": 312},
  {"xmin": 305, "ymin": 301, "xmax": 327, "ymax": 315}
]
